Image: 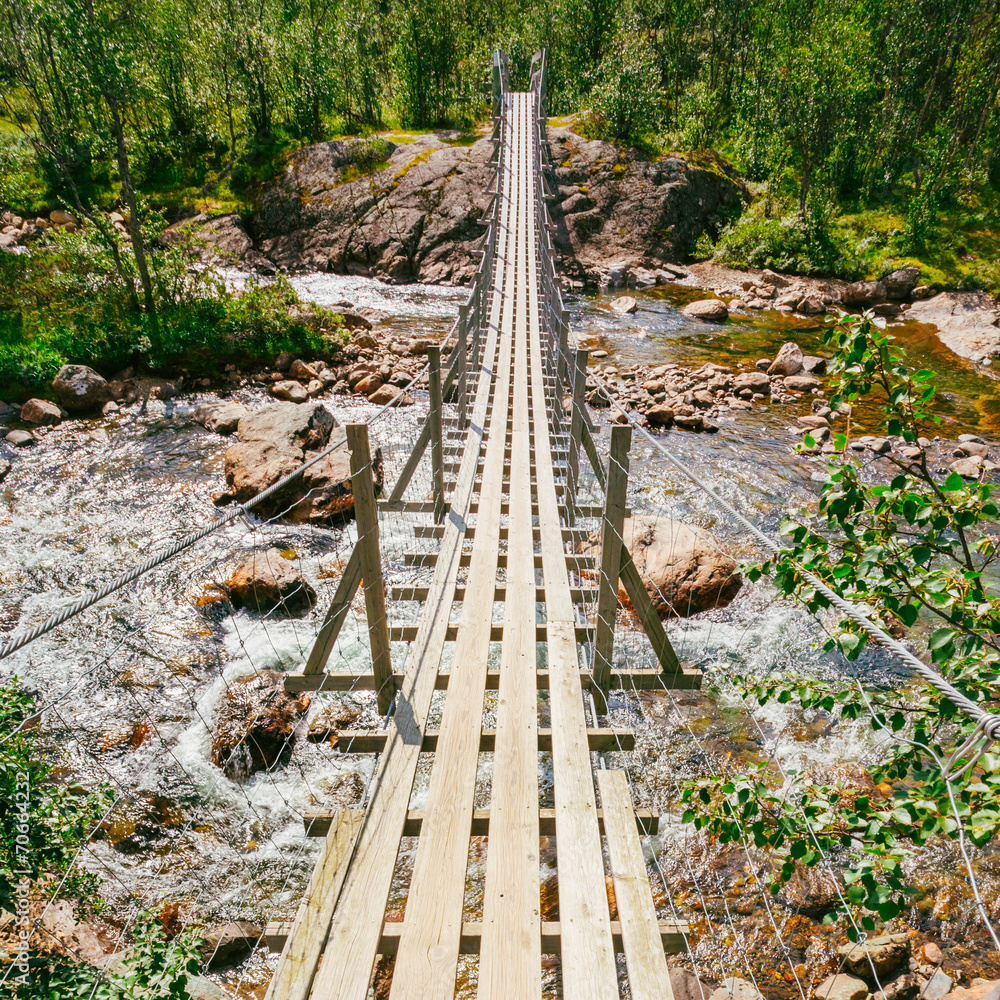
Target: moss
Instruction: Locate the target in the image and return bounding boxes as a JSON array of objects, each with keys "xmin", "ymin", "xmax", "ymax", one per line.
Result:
[{"xmin": 387, "ymin": 149, "xmax": 433, "ymax": 191}]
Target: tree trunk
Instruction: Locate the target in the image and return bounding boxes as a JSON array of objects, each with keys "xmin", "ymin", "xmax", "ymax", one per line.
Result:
[{"xmin": 105, "ymin": 90, "xmax": 158, "ymax": 337}]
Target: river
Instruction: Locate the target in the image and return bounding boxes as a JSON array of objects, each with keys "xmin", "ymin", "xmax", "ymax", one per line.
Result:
[{"xmin": 1, "ymin": 274, "xmax": 997, "ymax": 995}]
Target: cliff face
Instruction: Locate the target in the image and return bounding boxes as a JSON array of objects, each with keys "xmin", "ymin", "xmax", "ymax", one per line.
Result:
[{"xmin": 247, "ymin": 125, "xmax": 746, "ymax": 286}]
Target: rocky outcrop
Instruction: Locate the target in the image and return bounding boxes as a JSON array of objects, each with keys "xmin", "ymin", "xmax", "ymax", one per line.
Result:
[
  {"xmin": 226, "ymin": 548, "xmax": 317, "ymax": 616},
  {"xmin": 52, "ymin": 364, "xmax": 112, "ymax": 412},
  {"xmin": 581, "ymin": 516, "xmax": 742, "ymax": 619},
  {"xmin": 210, "ymin": 670, "xmax": 309, "ymax": 780},
  {"xmin": 250, "ymin": 128, "xmax": 744, "ymax": 283},
  {"xmin": 220, "ymin": 401, "xmax": 382, "ymax": 523},
  {"xmin": 906, "ymin": 292, "xmax": 1000, "ymax": 362},
  {"xmin": 161, "ymin": 213, "xmax": 276, "ymax": 274}
]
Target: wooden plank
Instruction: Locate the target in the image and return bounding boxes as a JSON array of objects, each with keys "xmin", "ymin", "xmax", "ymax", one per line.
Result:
[
  {"xmin": 525, "ymin": 84, "xmax": 618, "ymax": 1000},
  {"xmin": 389, "ymin": 94, "xmax": 518, "ymax": 997},
  {"xmin": 324, "ymin": 728, "xmax": 635, "ymax": 753},
  {"xmin": 305, "ymin": 163, "xmax": 506, "ymax": 1000},
  {"xmin": 301, "ymin": 547, "xmax": 362, "ymax": 676},
  {"xmin": 390, "ymin": 585, "xmax": 597, "ymax": 602},
  {"xmin": 479, "ymin": 91, "xmax": 541, "ymax": 1000},
  {"xmin": 401, "ymin": 552, "xmax": 594, "ymax": 570},
  {"xmin": 263, "ymin": 809, "xmax": 363, "ymax": 1000},
  {"xmin": 266, "ymin": 919, "xmax": 689, "ymax": 957},
  {"xmin": 285, "ymin": 666, "xmax": 701, "ymax": 694},
  {"xmin": 597, "ymin": 770, "xmax": 675, "ymax": 1000},
  {"xmin": 592, "ymin": 424, "xmax": 631, "ymax": 711},
  {"xmin": 347, "ymin": 423, "xmax": 394, "ymax": 716},
  {"xmin": 386, "ymin": 624, "xmax": 595, "ymax": 643},
  {"xmin": 303, "ymin": 806, "xmax": 660, "ymax": 838}
]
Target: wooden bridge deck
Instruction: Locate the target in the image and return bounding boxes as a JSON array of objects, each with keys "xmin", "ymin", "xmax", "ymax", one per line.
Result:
[{"xmin": 265, "ymin": 84, "xmax": 688, "ymax": 1000}]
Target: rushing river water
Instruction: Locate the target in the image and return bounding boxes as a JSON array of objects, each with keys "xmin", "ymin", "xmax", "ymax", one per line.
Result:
[{"xmin": 1, "ymin": 274, "xmax": 998, "ymax": 995}]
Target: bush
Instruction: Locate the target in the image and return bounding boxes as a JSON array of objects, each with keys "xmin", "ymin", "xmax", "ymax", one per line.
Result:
[
  {"xmin": 0, "ymin": 228, "xmax": 348, "ymax": 392},
  {"xmin": 712, "ymin": 209, "xmax": 859, "ymax": 278}
]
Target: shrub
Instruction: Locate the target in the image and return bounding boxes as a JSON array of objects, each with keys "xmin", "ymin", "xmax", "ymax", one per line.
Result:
[
  {"xmin": 0, "ymin": 228, "xmax": 347, "ymax": 392},
  {"xmin": 712, "ymin": 209, "xmax": 859, "ymax": 278}
]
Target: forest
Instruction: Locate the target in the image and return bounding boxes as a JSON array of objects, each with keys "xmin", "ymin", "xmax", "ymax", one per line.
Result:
[{"xmin": 2, "ymin": 0, "xmax": 999, "ymax": 229}]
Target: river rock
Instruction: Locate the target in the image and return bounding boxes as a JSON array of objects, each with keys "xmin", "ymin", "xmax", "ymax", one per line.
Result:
[
  {"xmin": 801, "ymin": 355, "xmax": 827, "ymax": 374},
  {"xmin": 923, "ymin": 971, "xmax": 954, "ymax": 1000},
  {"xmin": 732, "ymin": 371, "xmax": 770, "ymax": 394},
  {"xmin": 0, "ymin": 459, "xmax": 10, "ymax": 483},
  {"xmin": 20, "ymin": 398, "xmax": 62, "ymax": 425},
  {"xmin": 289, "ymin": 358, "xmax": 319, "ymax": 380},
  {"xmin": 783, "ymin": 373, "xmax": 822, "ymax": 392},
  {"xmin": 645, "ymin": 404, "xmax": 675, "ymax": 428},
  {"xmin": 816, "ymin": 974, "xmax": 869, "ymax": 1000},
  {"xmin": 611, "ymin": 295, "xmax": 638, "ymax": 315},
  {"xmin": 6, "ymin": 429, "xmax": 34, "ymax": 447},
  {"xmin": 796, "ymin": 294, "xmax": 826, "ymax": 314},
  {"xmin": 884, "ymin": 266, "xmax": 921, "ymax": 299},
  {"xmin": 767, "ymin": 342, "xmax": 803, "ymax": 376},
  {"xmin": 354, "ymin": 373, "xmax": 383, "ymax": 394},
  {"xmin": 839, "ymin": 933, "xmax": 910, "ymax": 977},
  {"xmin": 951, "ymin": 456, "xmax": 983, "ymax": 477},
  {"xmin": 202, "ymin": 920, "xmax": 263, "ymax": 968},
  {"xmin": 906, "ymin": 291, "xmax": 1000, "ymax": 361},
  {"xmin": 708, "ymin": 978, "xmax": 763, "ymax": 1000},
  {"xmin": 271, "ymin": 380, "xmax": 309, "ymax": 403},
  {"xmin": 842, "ymin": 280, "xmax": 886, "ymax": 308},
  {"xmin": 670, "ymin": 968, "xmax": 717, "ymax": 1000},
  {"xmin": 210, "ymin": 670, "xmax": 309, "ymax": 779},
  {"xmin": 223, "ymin": 402, "xmax": 379, "ymax": 523},
  {"xmin": 186, "ymin": 977, "xmax": 230, "ymax": 1000},
  {"xmin": 226, "ymin": 548, "xmax": 317, "ymax": 615},
  {"xmin": 194, "ymin": 400, "xmax": 248, "ymax": 436},
  {"xmin": 368, "ymin": 385, "xmax": 414, "ymax": 406},
  {"xmin": 873, "ymin": 974, "xmax": 925, "ymax": 1000},
  {"xmin": 942, "ymin": 978, "xmax": 1000, "ymax": 1000},
  {"xmin": 683, "ymin": 299, "xmax": 729, "ymax": 321},
  {"xmin": 49, "ymin": 209, "xmax": 79, "ymax": 227},
  {"xmin": 52, "ymin": 364, "xmax": 112, "ymax": 412},
  {"xmin": 581, "ymin": 516, "xmax": 742, "ymax": 619}
]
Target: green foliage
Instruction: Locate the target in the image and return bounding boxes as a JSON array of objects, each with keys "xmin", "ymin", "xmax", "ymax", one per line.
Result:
[
  {"xmin": 712, "ymin": 209, "xmax": 860, "ymax": 278},
  {"xmin": 0, "ymin": 679, "xmax": 112, "ymax": 919},
  {"xmin": 16, "ymin": 912, "xmax": 204, "ymax": 1000},
  {"xmin": 584, "ymin": 21, "xmax": 660, "ymax": 145},
  {"xmin": 0, "ymin": 227, "xmax": 347, "ymax": 390},
  {"xmin": 682, "ymin": 315, "xmax": 1000, "ymax": 930}
]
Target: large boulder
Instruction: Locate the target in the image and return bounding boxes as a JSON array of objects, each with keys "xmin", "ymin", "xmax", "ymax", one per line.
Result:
[
  {"xmin": 581, "ymin": 516, "xmax": 742, "ymax": 619},
  {"xmin": 226, "ymin": 548, "xmax": 318, "ymax": 615},
  {"xmin": 211, "ymin": 670, "xmax": 309, "ymax": 779},
  {"xmin": 767, "ymin": 342, "xmax": 803, "ymax": 376},
  {"xmin": 222, "ymin": 402, "xmax": 382, "ymax": 523},
  {"xmin": 52, "ymin": 364, "xmax": 112, "ymax": 412},
  {"xmin": 884, "ymin": 266, "xmax": 921, "ymax": 299},
  {"xmin": 842, "ymin": 280, "xmax": 887, "ymax": 308}
]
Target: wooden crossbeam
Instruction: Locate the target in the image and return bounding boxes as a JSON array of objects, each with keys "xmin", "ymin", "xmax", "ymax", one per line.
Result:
[
  {"xmin": 321, "ymin": 727, "xmax": 635, "ymax": 753},
  {"xmin": 302, "ymin": 806, "xmax": 660, "ymax": 838}
]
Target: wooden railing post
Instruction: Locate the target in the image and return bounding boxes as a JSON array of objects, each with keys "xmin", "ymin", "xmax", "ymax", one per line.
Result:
[
  {"xmin": 347, "ymin": 423, "xmax": 394, "ymax": 716},
  {"xmin": 567, "ymin": 348, "xmax": 589, "ymax": 521},
  {"xmin": 456, "ymin": 302, "xmax": 469, "ymax": 428},
  {"xmin": 428, "ymin": 346, "xmax": 446, "ymax": 525},
  {"xmin": 592, "ymin": 424, "xmax": 630, "ymax": 713}
]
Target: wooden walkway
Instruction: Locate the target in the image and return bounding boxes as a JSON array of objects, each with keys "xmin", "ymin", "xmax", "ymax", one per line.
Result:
[{"xmin": 265, "ymin": 67, "xmax": 695, "ymax": 1000}]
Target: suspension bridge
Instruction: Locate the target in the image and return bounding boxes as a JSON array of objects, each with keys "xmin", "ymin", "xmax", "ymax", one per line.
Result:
[{"xmin": 4, "ymin": 47, "xmax": 1000, "ymax": 1000}]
